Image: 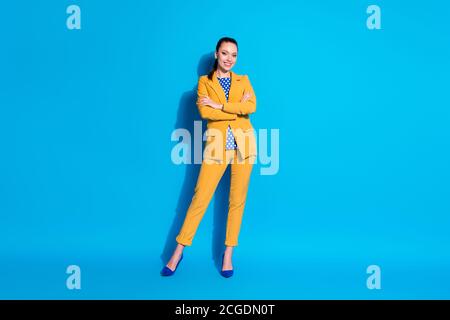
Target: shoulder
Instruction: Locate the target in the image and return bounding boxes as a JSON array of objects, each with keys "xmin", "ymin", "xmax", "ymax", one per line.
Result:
[
  {"xmin": 198, "ymin": 74, "xmax": 209, "ymax": 82},
  {"xmin": 239, "ymin": 74, "xmax": 253, "ymax": 86},
  {"xmin": 238, "ymin": 73, "xmax": 252, "ymax": 84},
  {"xmin": 231, "ymin": 71, "xmax": 247, "ymax": 80},
  {"xmin": 197, "ymin": 75, "xmax": 211, "ymax": 88}
]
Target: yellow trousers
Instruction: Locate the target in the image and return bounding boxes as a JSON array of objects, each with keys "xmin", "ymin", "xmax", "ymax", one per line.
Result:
[{"xmin": 176, "ymin": 149, "xmax": 254, "ymax": 247}]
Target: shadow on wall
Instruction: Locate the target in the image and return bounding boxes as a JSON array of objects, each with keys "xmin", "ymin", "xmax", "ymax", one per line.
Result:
[{"xmin": 160, "ymin": 53, "xmax": 231, "ymax": 273}]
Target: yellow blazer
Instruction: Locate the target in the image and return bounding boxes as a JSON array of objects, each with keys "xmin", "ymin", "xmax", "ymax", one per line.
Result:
[{"xmin": 196, "ymin": 70, "xmax": 257, "ymax": 161}]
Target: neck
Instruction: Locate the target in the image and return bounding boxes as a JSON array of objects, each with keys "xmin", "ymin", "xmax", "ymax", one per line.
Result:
[{"xmin": 216, "ymin": 68, "xmax": 230, "ymax": 78}]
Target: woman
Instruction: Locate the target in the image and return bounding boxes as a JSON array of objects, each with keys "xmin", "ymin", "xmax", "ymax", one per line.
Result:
[{"xmin": 161, "ymin": 36, "xmax": 257, "ymax": 278}]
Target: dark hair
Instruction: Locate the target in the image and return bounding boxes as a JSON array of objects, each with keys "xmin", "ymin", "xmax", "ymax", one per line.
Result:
[{"xmin": 207, "ymin": 37, "xmax": 238, "ymax": 80}]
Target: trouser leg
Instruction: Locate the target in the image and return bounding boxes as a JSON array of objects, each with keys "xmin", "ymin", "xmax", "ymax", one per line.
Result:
[
  {"xmin": 224, "ymin": 152, "xmax": 254, "ymax": 247},
  {"xmin": 176, "ymin": 156, "xmax": 229, "ymax": 246}
]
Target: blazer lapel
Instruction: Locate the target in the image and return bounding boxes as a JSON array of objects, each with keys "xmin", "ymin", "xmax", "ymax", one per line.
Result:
[
  {"xmin": 228, "ymin": 71, "xmax": 243, "ymax": 103},
  {"xmin": 206, "ymin": 70, "xmax": 243, "ymax": 104}
]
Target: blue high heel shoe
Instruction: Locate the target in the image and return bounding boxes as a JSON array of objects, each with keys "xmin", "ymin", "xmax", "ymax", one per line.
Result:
[
  {"xmin": 161, "ymin": 254, "xmax": 183, "ymax": 276},
  {"xmin": 220, "ymin": 253, "xmax": 234, "ymax": 278}
]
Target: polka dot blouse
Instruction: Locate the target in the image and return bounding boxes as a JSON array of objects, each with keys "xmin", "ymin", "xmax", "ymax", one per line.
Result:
[{"xmin": 217, "ymin": 76, "xmax": 238, "ymax": 150}]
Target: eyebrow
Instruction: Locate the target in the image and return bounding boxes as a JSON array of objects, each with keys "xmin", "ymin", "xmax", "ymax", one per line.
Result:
[{"xmin": 221, "ymin": 50, "xmax": 237, "ymax": 54}]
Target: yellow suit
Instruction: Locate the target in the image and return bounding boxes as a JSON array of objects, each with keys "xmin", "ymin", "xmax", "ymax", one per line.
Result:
[{"xmin": 175, "ymin": 70, "xmax": 257, "ymax": 247}]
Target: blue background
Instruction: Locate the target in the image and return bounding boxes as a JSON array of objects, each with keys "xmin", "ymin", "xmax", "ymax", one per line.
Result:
[{"xmin": 1, "ymin": 0, "xmax": 449, "ymax": 299}]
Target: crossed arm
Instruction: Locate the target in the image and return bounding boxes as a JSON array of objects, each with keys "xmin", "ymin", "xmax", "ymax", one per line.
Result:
[
  {"xmin": 196, "ymin": 75, "xmax": 256, "ymax": 120},
  {"xmin": 222, "ymin": 75, "xmax": 256, "ymax": 115}
]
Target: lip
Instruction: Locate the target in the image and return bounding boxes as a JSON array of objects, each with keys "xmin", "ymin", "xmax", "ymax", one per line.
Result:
[{"xmin": 224, "ymin": 63, "xmax": 232, "ymax": 66}]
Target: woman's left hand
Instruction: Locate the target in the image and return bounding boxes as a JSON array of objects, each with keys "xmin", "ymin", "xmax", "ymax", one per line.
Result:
[{"xmin": 199, "ymin": 95, "xmax": 222, "ymax": 109}]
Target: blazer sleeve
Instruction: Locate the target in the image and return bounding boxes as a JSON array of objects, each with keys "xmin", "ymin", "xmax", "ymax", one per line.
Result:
[
  {"xmin": 196, "ymin": 77, "xmax": 237, "ymax": 121},
  {"xmin": 222, "ymin": 75, "xmax": 256, "ymax": 115}
]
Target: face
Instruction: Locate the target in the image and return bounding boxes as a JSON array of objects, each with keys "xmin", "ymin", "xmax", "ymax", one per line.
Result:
[{"xmin": 215, "ymin": 41, "xmax": 238, "ymax": 72}]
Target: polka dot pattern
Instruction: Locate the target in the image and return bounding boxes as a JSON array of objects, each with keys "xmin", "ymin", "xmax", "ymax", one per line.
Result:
[
  {"xmin": 217, "ymin": 76, "xmax": 231, "ymax": 101},
  {"xmin": 217, "ymin": 76, "xmax": 238, "ymax": 150}
]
